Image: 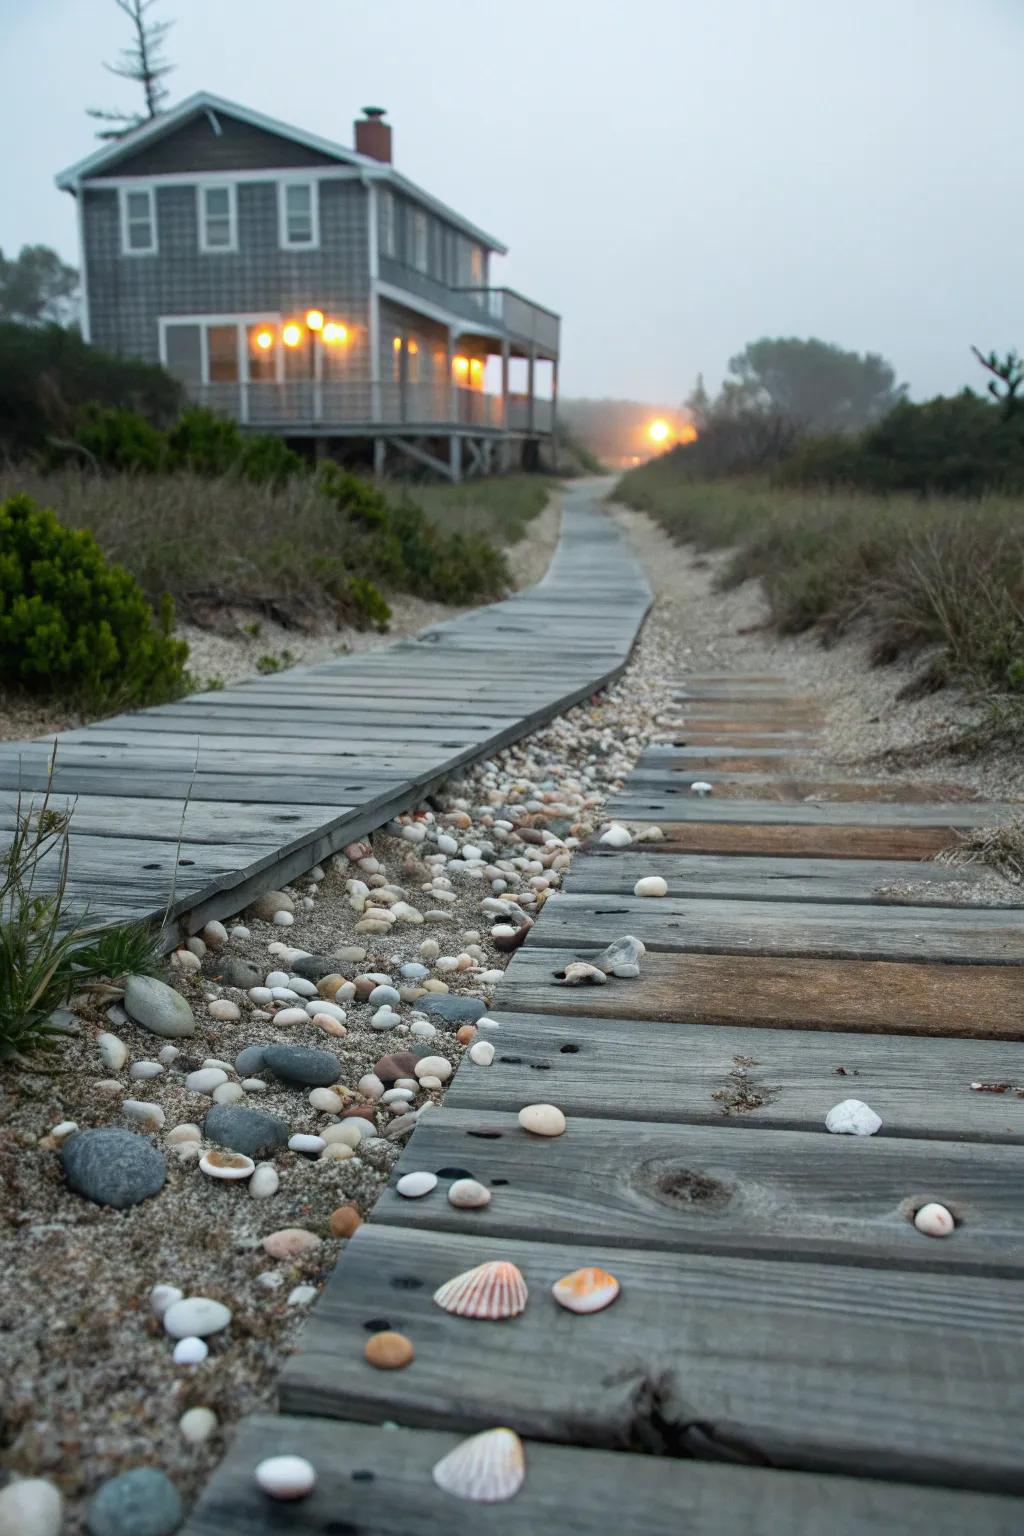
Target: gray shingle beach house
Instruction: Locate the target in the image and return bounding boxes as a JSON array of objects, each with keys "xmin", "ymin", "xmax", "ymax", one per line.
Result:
[{"xmin": 56, "ymin": 93, "xmax": 560, "ymax": 479}]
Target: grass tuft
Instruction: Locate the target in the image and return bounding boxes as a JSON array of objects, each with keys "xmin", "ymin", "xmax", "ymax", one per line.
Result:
[{"xmin": 936, "ymin": 815, "xmax": 1024, "ymax": 883}]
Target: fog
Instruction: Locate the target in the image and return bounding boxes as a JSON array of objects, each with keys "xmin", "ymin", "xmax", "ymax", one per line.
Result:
[{"xmin": 1, "ymin": 0, "xmax": 1019, "ymax": 402}]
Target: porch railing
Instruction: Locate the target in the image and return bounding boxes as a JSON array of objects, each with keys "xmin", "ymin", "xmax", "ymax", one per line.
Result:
[
  {"xmin": 192, "ymin": 380, "xmax": 512, "ymax": 432},
  {"xmin": 453, "ymin": 288, "xmax": 561, "ymax": 355}
]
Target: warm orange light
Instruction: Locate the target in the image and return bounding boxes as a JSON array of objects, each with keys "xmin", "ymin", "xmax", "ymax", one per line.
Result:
[
  {"xmin": 407, "ymin": 339, "xmax": 419, "ymax": 355},
  {"xmin": 452, "ymin": 354, "xmax": 470, "ymax": 376},
  {"xmin": 254, "ymin": 329, "xmax": 274, "ymax": 351},
  {"xmin": 306, "ymin": 309, "xmax": 324, "ymax": 332},
  {"xmin": 648, "ymin": 418, "xmax": 671, "ymax": 445},
  {"xmin": 282, "ymin": 322, "xmax": 303, "ymax": 347},
  {"xmin": 321, "ymin": 321, "xmax": 348, "ymax": 345},
  {"xmin": 678, "ymin": 423, "xmax": 698, "ymax": 445},
  {"xmin": 393, "ymin": 335, "xmax": 403, "ymax": 352}
]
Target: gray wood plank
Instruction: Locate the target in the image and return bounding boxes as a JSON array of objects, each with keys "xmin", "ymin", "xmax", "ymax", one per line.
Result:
[
  {"xmin": 565, "ymin": 850, "xmax": 1020, "ymax": 906},
  {"xmin": 446, "ymin": 1009, "xmax": 1024, "ymax": 1142},
  {"xmin": 378, "ymin": 1108, "xmax": 1024, "ymax": 1273},
  {"xmin": 183, "ymin": 1414, "xmax": 1024, "ymax": 1536},
  {"xmin": 529, "ymin": 892, "xmax": 1024, "ymax": 964},
  {"xmin": 606, "ymin": 795, "xmax": 1018, "ymax": 826},
  {"xmin": 281, "ymin": 1223, "xmax": 1024, "ymax": 1492}
]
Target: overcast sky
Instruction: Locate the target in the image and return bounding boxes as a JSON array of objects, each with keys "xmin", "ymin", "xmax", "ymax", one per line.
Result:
[{"xmin": 1, "ymin": 0, "xmax": 1019, "ymax": 403}]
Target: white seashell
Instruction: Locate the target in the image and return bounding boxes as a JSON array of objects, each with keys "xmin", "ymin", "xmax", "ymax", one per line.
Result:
[
  {"xmin": 289, "ymin": 1134, "xmax": 326, "ymax": 1155},
  {"xmin": 469, "ymin": 1040, "xmax": 495, "ymax": 1066},
  {"xmin": 552, "ymin": 1266, "xmax": 620, "ymax": 1314},
  {"xmin": 554, "ymin": 961, "xmax": 607, "ymax": 987},
  {"xmin": 150, "ymin": 1283, "xmax": 183, "ymax": 1319},
  {"xmin": 599, "ymin": 823, "xmax": 632, "ymax": 848},
  {"xmin": 448, "ymin": 1178, "xmax": 492, "ymax": 1209},
  {"xmin": 249, "ymin": 1164, "xmax": 280, "ymax": 1200},
  {"xmin": 633, "ymin": 875, "xmax": 668, "ymax": 897},
  {"xmin": 825, "ymin": 1099, "xmax": 882, "ymax": 1136},
  {"xmin": 397, "ymin": 1171, "xmax": 437, "ymax": 1198},
  {"xmin": 172, "ymin": 1336, "xmax": 208, "ymax": 1365},
  {"xmin": 689, "ymin": 781, "xmax": 714, "ymax": 796},
  {"xmin": 255, "ymin": 1454, "xmax": 316, "ymax": 1501},
  {"xmin": 518, "ymin": 1103, "xmax": 566, "ymax": 1137},
  {"xmin": 200, "ymin": 1149, "xmax": 255, "ymax": 1181},
  {"xmin": 432, "ymin": 1427, "xmax": 525, "ymax": 1503},
  {"xmin": 914, "ymin": 1202, "xmax": 955, "ymax": 1237},
  {"xmin": 433, "ymin": 1260, "xmax": 528, "ymax": 1319}
]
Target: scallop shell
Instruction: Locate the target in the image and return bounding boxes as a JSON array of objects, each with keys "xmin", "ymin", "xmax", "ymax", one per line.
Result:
[
  {"xmin": 199, "ymin": 1149, "xmax": 256, "ymax": 1181},
  {"xmin": 433, "ymin": 1260, "xmax": 528, "ymax": 1319},
  {"xmin": 432, "ymin": 1427, "xmax": 525, "ymax": 1503},
  {"xmin": 551, "ymin": 1266, "xmax": 620, "ymax": 1314}
]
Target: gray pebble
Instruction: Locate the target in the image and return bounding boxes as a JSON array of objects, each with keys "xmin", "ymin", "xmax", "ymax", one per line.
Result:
[
  {"xmin": 290, "ymin": 953, "xmax": 343, "ymax": 981},
  {"xmin": 86, "ymin": 1467, "xmax": 183, "ymax": 1536},
  {"xmin": 233, "ymin": 1045, "xmax": 266, "ymax": 1076},
  {"xmin": 203, "ymin": 1104, "xmax": 288, "ymax": 1159},
  {"xmin": 261, "ymin": 1044, "xmax": 341, "ymax": 1088},
  {"xmin": 204, "ymin": 954, "xmax": 262, "ymax": 990},
  {"xmin": 123, "ymin": 976, "xmax": 195, "ymax": 1040},
  {"xmin": 421, "ymin": 995, "xmax": 486, "ymax": 1024},
  {"xmin": 62, "ymin": 1129, "xmax": 165, "ymax": 1209}
]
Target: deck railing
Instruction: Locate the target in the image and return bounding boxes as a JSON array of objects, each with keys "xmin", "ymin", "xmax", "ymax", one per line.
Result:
[
  {"xmin": 192, "ymin": 381, "xmax": 513, "ymax": 432},
  {"xmin": 453, "ymin": 288, "xmax": 561, "ymax": 355}
]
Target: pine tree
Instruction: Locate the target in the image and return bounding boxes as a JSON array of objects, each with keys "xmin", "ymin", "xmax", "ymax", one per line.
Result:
[{"xmin": 88, "ymin": 0, "xmax": 174, "ymax": 140}]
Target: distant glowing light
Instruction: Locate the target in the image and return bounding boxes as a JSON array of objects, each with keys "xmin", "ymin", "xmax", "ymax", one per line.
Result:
[
  {"xmin": 679, "ymin": 424, "xmax": 698, "ymax": 444},
  {"xmin": 282, "ymin": 322, "xmax": 303, "ymax": 347},
  {"xmin": 306, "ymin": 309, "xmax": 324, "ymax": 331},
  {"xmin": 648, "ymin": 419, "xmax": 671, "ymax": 444},
  {"xmin": 407, "ymin": 339, "xmax": 419, "ymax": 355},
  {"xmin": 254, "ymin": 329, "xmax": 274, "ymax": 351},
  {"xmin": 322, "ymin": 321, "xmax": 348, "ymax": 344}
]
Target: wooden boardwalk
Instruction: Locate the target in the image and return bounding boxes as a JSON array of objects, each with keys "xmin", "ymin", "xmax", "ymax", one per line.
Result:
[
  {"xmin": 0, "ymin": 490, "xmax": 650, "ymax": 936},
  {"xmin": 186, "ymin": 672, "xmax": 1024, "ymax": 1534}
]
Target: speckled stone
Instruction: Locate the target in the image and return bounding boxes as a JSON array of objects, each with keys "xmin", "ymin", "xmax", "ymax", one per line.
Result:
[
  {"xmin": 421, "ymin": 995, "xmax": 486, "ymax": 1024},
  {"xmin": 61, "ymin": 1128, "xmax": 166, "ymax": 1209},
  {"xmin": 290, "ymin": 952, "xmax": 343, "ymax": 981},
  {"xmin": 261, "ymin": 1044, "xmax": 341, "ymax": 1087},
  {"xmin": 205, "ymin": 955, "xmax": 262, "ymax": 990},
  {"xmin": 85, "ymin": 1467, "xmax": 183, "ymax": 1536},
  {"xmin": 203, "ymin": 1104, "xmax": 288, "ymax": 1159}
]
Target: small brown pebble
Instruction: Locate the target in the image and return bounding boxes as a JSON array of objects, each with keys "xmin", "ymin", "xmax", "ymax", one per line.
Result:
[
  {"xmin": 365, "ymin": 1330, "xmax": 414, "ymax": 1369},
  {"xmin": 341, "ymin": 1104, "xmax": 377, "ymax": 1121},
  {"xmin": 456, "ymin": 1024, "xmax": 477, "ymax": 1045},
  {"xmin": 317, "ymin": 974, "xmax": 345, "ymax": 999},
  {"xmin": 330, "ymin": 1204, "xmax": 362, "ymax": 1238},
  {"xmin": 374, "ymin": 1051, "xmax": 422, "ymax": 1084}
]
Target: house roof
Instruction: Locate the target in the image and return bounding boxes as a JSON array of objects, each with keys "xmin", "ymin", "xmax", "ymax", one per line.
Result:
[{"xmin": 55, "ymin": 90, "xmax": 508, "ymax": 254}]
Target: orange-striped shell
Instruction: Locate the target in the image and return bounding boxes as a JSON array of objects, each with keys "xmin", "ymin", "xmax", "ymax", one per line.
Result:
[
  {"xmin": 433, "ymin": 1260, "xmax": 528, "ymax": 1320},
  {"xmin": 432, "ymin": 1427, "xmax": 525, "ymax": 1503},
  {"xmin": 551, "ymin": 1266, "xmax": 620, "ymax": 1315}
]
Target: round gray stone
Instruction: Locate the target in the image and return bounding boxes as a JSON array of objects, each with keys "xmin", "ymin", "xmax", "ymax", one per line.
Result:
[
  {"xmin": 233, "ymin": 1045, "xmax": 266, "ymax": 1076},
  {"xmin": 123, "ymin": 976, "xmax": 195, "ymax": 1040},
  {"xmin": 62, "ymin": 1128, "xmax": 166, "ymax": 1209},
  {"xmin": 87, "ymin": 1467, "xmax": 183, "ymax": 1536},
  {"xmin": 203, "ymin": 1103, "xmax": 288, "ymax": 1159},
  {"xmin": 262, "ymin": 1044, "xmax": 341, "ymax": 1087},
  {"xmin": 205, "ymin": 955, "xmax": 262, "ymax": 990},
  {"xmin": 289, "ymin": 953, "xmax": 342, "ymax": 982},
  {"xmin": 421, "ymin": 995, "xmax": 486, "ymax": 1024}
]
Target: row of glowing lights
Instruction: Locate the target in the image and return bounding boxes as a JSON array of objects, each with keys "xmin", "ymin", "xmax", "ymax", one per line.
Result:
[{"xmin": 254, "ymin": 310, "xmax": 483, "ymax": 378}]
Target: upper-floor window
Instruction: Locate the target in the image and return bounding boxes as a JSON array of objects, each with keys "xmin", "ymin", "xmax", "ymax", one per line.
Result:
[
  {"xmin": 120, "ymin": 186, "xmax": 156, "ymax": 255},
  {"xmin": 198, "ymin": 184, "xmax": 237, "ymax": 253},
  {"xmin": 412, "ymin": 209, "xmax": 429, "ymax": 274},
  {"xmin": 279, "ymin": 180, "xmax": 319, "ymax": 249},
  {"xmin": 380, "ymin": 189, "xmax": 396, "ymax": 258}
]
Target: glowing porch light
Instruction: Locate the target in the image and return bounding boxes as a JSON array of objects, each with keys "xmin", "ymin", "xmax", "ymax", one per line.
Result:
[
  {"xmin": 321, "ymin": 321, "xmax": 348, "ymax": 344},
  {"xmin": 306, "ymin": 309, "xmax": 324, "ymax": 331},
  {"xmin": 393, "ymin": 335, "xmax": 403, "ymax": 351},
  {"xmin": 254, "ymin": 329, "xmax": 274, "ymax": 351},
  {"xmin": 282, "ymin": 322, "xmax": 303, "ymax": 347},
  {"xmin": 648, "ymin": 419, "xmax": 671, "ymax": 444},
  {"xmin": 407, "ymin": 339, "xmax": 419, "ymax": 355},
  {"xmin": 452, "ymin": 354, "xmax": 470, "ymax": 377}
]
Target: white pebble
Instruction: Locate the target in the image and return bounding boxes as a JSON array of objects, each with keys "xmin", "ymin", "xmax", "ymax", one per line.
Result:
[
  {"xmin": 158, "ymin": 1044, "xmax": 180, "ymax": 1065},
  {"xmin": 49, "ymin": 1120, "xmax": 78, "ymax": 1143},
  {"xmin": 287, "ymin": 1284, "xmax": 317, "ymax": 1306},
  {"xmin": 257, "ymin": 1269, "xmax": 283, "ymax": 1290},
  {"xmin": 599, "ymin": 823, "xmax": 632, "ymax": 847},
  {"xmin": 241, "ymin": 1078, "xmax": 267, "ymax": 1093},
  {"xmin": 288, "ymin": 976, "xmax": 318, "ymax": 998},
  {"xmin": 409, "ymin": 1021, "xmax": 437, "ymax": 1039},
  {"xmin": 208, "ymin": 999, "xmax": 240, "ymax": 1022},
  {"xmin": 180, "ymin": 1405, "xmax": 218, "ymax": 1444},
  {"xmin": 690, "ymin": 781, "xmax": 714, "ymax": 797},
  {"xmin": 633, "ymin": 875, "xmax": 668, "ymax": 897},
  {"xmin": 469, "ymin": 1040, "xmax": 495, "ymax": 1066},
  {"xmin": 413, "ymin": 1055, "xmax": 452, "ymax": 1082},
  {"xmin": 230, "ymin": 925, "xmax": 250, "ymax": 941},
  {"xmin": 357, "ymin": 1073, "xmax": 385, "ymax": 1101},
  {"xmin": 172, "ymin": 1336, "xmax": 208, "ymax": 1365},
  {"xmin": 448, "ymin": 1177, "xmax": 492, "ymax": 1209},
  {"xmin": 825, "ymin": 1099, "xmax": 882, "ymax": 1136},
  {"xmin": 164, "ymin": 1296, "xmax": 232, "ymax": 1339},
  {"xmin": 914, "ymin": 1202, "xmax": 955, "ymax": 1237},
  {"xmin": 166, "ymin": 1123, "xmax": 201, "ymax": 1146},
  {"xmin": 323, "ymin": 1121, "xmax": 365, "ymax": 1148},
  {"xmin": 419, "ymin": 939, "xmax": 440, "ymax": 959},
  {"xmin": 255, "ymin": 1454, "xmax": 316, "ymax": 1501},
  {"xmin": 417, "ymin": 1074, "xmax": 443, "ymax": 1090},
  {"xmin": 273, "ymin": 911, "xmax": 294, "ymax": 926},
  {"xmin": 129, "ymin": 1061, "xmax": 164, "ymax": 1081},
  {"xmin": 518, "ymin": 1102, "xmax": 567, "ymax": 1137},
  {"xmin": 97, "ymin": 1031, "xmax": 127, "ymax": 1071},
  {"xmin": 396, "ymin": 1171, "xmax": 438, "ymax": 1198},
  {"xmin": 400, "ymin": 824, "xmax": 426, "ymax": 843},
  {"xmin": 123, "ymin": 1099, "xmax": 165, "ymax": 1129},
  {"xmin": 272, "ymin": 1007, "xmax": 308, "ymax": 1027},
  {"xmin": 213, "ymin": 1082, "xmax": 245, "ymax": 1106},
  {"xmin": 289, "ymin": 1134, "xmax": 326, "ymax": 1155},
  {"xmin": 186, "ymin": 1068, "xmax": 228, "ymax": 1095},
  {"xmin": 309, "ymin": 1088, "xmax": 343, "ymax": 1113},
  {"xmin": 242, "ymin": 1164, "xmax": 277, "ymax": 1202},
  {"xmin": 0, "ymin": 1476, "xmax": 63, "ymax": 1536},
  {"xmin": 150, "ymin": 1283, "xmax": 183, "ymax": 1319},
  {"xmin": 202, "ymin": 920, "xmax": 228, "ymax": 948}
]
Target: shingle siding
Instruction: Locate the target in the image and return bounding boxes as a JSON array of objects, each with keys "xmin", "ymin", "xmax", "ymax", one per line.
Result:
[
  {"xmin": 84, "ymin": 178, "xmax": 372, "ymax": 369},
  {"xmin": 103, "ymin": 111, "xmax": 344, "ymax": 176}
]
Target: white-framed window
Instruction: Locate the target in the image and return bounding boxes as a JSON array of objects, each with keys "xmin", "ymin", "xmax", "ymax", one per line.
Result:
[
  {"xmin": 278, "ymin": 180, "xmax": 319, "ymax": 249},
  {"xmin": 380, "ymin": 188, "xmax": 396, "ymax": 258},
  {"xmin": 197, "ymin": 183, "xmax": 237, "ymax": 253},
  {"xmin": 159, "ymin": 314, "xmax": 282, "ymax": 387},
  {"xmin": 412, "ymin": 209, "xmax": 429, "ymax": 274},
  {"xmin": 119, "ymin": 185, "xmax": 157, "ymax": 255}
]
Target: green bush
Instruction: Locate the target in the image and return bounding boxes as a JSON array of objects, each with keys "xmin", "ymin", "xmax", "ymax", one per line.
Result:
[
  {"xmin": 74, "ymin": 404, "xmax": 166, "ymax": 473},
  {"xmin": 166, "ymin": 405, "xmax": 243, "ymax": 476},
  {"xmin": 0, "ymin": 493, "xmax": 189, "ymax": 708}
]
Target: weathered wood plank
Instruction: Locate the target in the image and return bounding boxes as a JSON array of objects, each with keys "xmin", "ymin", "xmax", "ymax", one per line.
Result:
[
  {"xmin": 530, "ymin": 892, "xmax": 1024, "ymax": 964},
  {"xmin": 183, "ymin": 1414, "xmax": 1024, "ymax": 1536},
  {"xmin": 446, "ymin": 1009, "xmax": 1024, "ymax": 1142},
  {"xmin": 378, "ymin": 1109, "xmax": 1024, "ymax": 1272},
  {"xmin": 281, "ymin": 1223, "xmax": 1024, "ymax": 1492},
  {"xmin": 607, "ymin": 796, "xmax": 1015, "ymax": 826},
  {"xmin": 629, "ymin": 768, "xmax": 982, "ymax": 804},
  {"xmin": 494, "ymin": 947, "xmax": 1024, "ymax": 1038},
  {"xmin": 565, "ymin": 850, "xmax": 1019, "ymax": 906},
  {"xmin": 620, "ymin": 821, "xmax": 966, "ymax": 858}
]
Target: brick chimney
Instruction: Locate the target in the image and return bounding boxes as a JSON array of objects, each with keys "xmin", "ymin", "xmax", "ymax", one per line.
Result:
[{"xmin": 355, "ymin": 107, "xmax": 392, "ymax": 164}]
